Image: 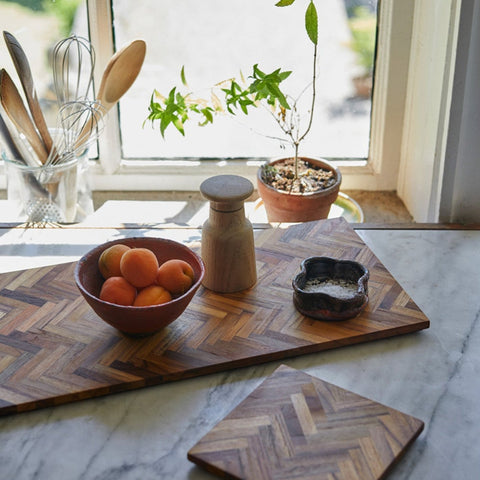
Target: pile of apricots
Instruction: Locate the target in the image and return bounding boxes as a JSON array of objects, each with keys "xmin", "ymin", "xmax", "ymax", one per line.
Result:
[{"xmin": 97, "ymin": 243, "xmax": 195, "ymax": 307}]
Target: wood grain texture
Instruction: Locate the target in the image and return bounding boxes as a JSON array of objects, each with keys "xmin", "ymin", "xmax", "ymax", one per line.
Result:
[
  {"xmin": 200, "ymin": 175, "xmax": 256, "ymax": 293},
  {"xmin": 188, "ymin": 364, "xmax": 424, "ymax": 480},
  {"xmin": 0, "ymin": 218, "xmax": 429, "ymax": 416}
]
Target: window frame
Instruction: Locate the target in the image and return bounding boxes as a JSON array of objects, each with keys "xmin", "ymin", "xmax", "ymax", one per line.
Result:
[
  {"xmin": 85, "ymin": 0, "xmax": 407, "ymax": 192},
  {"xmin": 396, "ymin": 0, "xmax": 462, "ymax": 222}
]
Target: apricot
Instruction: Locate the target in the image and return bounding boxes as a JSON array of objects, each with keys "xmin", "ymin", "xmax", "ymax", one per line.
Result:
[
  {"xmin": 120, "ymin": 247, "xmax": 159, "ymax": 288},
  {"xmin": 98, "ymin": 244, "xmax": 131, "ymax": 279},
  {"xmin": 99, "ymin": 276, "xmax": 136, "ymax": 306},
  {"xmin": 156, "ymin": 259, "xmax": 195, "ymax": 295},
  {"xmin": 133, "ymin": 285, "xmax": 172, "ymax": 307}
]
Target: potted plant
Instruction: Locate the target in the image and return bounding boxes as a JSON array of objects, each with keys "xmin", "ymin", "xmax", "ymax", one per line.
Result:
[{"xmin": 145, "ymin": 0, "xmax": 341, "ymax": 223}]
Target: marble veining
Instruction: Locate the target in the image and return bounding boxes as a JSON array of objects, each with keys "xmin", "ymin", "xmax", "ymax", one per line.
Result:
[{"xmin": 0, "ymin": 227, "xmax": 479, "ymax": 479}]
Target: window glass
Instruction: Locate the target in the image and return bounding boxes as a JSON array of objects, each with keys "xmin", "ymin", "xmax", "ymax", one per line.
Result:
[
  {"xmin": 112, "ymin": 0, "xmax": 378, "ymax": 160},
  {"xmin": 0, "ymin": 0, "xmax": 91, "ymax": 157}
]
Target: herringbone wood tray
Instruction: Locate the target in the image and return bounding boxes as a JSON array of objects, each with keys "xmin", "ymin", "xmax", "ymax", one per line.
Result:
[
  {"xmin": 0, "ymin": 218, "xmax": 429, "ymax": 416},
  {"xmin": 188, "ymin": 364, "xmax": 424, "ymax": 480}
]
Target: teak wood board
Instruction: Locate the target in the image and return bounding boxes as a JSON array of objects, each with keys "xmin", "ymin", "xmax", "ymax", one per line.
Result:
[
  {"xmin": 0, "ymin": 218, "xmax": 429, "ymax": 416},
  {"xmin": 188, "ymin": 364, "xmax": 424, "ymax": 480}
]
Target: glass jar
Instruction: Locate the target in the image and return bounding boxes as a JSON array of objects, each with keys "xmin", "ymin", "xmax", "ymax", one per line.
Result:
[{"xmin": 3, "ymin": 153, "xmax": 83, "ymax": 224}]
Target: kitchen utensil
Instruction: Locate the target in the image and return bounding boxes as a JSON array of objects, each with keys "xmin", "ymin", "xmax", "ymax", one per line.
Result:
[
  {"xmin": 4, "ymin": 154, "xmax": 78, "ymax": 224},
  {"xmin": 0, "ymin": 111, "xmax": 22, "ymax": 159},
  {"xmin": 189, "ymin": 365, "xmax": 424, "ymax": 480},
  {"xmin": 1, "ymin": 111, "xmax": 55, "ymax": 201},
  {"xmin": 1, "ymin": 142, "xmax": 51, "ymax": 205},
  {"xmin": 45, "ymin": 99, "xmax": 105, "ymax": 167},
  {"xmin": 3, "ymin": 31, "xmax": 53, "ymax": 153},
  {"xmin": 52, "ymin": 34, "xmax": 95, "ymax": 106},
  {"xmin": 0, "ymin": 69, "xmax": 48, "ymax": 164},
  {"xmin": 97, "ymin": 39, "xmax": 146, "ymax": 112},
  {"xmin": 0, "ymin": 103, "xmax": 42, "ymax": 167},
  {"xmin": 75, "ymin": 39, "xmax": 146, "ymax": 153},
  {"xmin": 200, "ymin": 175, "xmax": 256, "ymax": 292},
  {"xmin": 1, "ymin": 98, "xmax": 97, "ymax": 222}
]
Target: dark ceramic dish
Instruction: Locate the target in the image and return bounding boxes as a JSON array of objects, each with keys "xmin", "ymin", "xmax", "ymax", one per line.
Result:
[
  {"xmin": 74, "ymin": 237, "xmax": 205, "ymax": 336},
  {"xmin": 292, "ymin": 256, "xmax": 369, "ymax": 321}
]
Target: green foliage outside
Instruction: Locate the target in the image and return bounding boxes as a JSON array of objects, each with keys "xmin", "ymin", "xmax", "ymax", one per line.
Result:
[
  {"xmin": 0, "ymin": 0, "xmax": 81, "ymax": 35},
  {"xmin": 43, "ymin": 0, "xmax": 82, "ymax": 35},
  {"xmin": 348, "ymin": 6, "xmax": 377, "ymax": 73},
  {"xmin": 0, "ymin": 0, "xmax": 43, "ymax": 11}
]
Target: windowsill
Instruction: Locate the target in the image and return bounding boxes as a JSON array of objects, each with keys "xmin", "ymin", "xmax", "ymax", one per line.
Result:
[
  {"xmin": 87, "ymin": 158, "xmax": 370, "ymax": 191},
  {"xmin": 0, "ymin": 189, "xmax": 412, "ymax": 225},
  {"xmin": 89, "ymin": 189, "xmax": 413, "ymax": 224}
]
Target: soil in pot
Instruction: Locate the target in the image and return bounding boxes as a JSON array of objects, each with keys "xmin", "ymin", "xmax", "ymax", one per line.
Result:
[
  {"xmin": 257, "ymin": 157, "xmax": 341, "ymax": 223},
  {"xmin": 261, "ymin": 158, "xmax": 337, "ymax": 194}
]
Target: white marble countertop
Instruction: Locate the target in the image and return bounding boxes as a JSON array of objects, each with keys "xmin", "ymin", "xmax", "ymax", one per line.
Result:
[{"xmin": 0, "ymin": 222, "xmax": 479, "ymax": 479}]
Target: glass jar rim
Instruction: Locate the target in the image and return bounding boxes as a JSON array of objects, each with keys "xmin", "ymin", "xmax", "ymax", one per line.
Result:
[{"xmin": 2, "ymin": 151, "xmax": 79, "ymax": 172}]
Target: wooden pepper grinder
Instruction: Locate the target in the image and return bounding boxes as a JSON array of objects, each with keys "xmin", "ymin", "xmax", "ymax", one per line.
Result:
[{"xmin": 200, "ymin": 175, "xmax": 257, "ymax": 293}]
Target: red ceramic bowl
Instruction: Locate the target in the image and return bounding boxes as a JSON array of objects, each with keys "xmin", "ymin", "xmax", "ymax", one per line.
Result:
[{"xmin": 74, "ymin": 237, "xmax": 205, "ymax": 336}]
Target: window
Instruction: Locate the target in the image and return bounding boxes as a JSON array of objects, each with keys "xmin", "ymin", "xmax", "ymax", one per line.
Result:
[
  {"xmin": 87, "ymin": 0, "xmax": 393, "ymax": 190},
  {"xmin": 113, "ymin": 0, "xmax": 376, "ymax": 161},
  {"xmin": 0, "ymin": 0, "xmax": 407, "ymax": 191}
]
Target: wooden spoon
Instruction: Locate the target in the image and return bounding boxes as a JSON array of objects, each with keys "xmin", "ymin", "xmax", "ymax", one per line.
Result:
[
  {"xmin": 97, "ymin": 39, "xmax": 146, "ymax": 111},
  {"xmin": 3, "ymin": 31, "xmax": 53, "ymax": 153},
  {"xmin": 0, "ymin": 69, "xmax": 48, "ymax": 164},
  {"xmin": 0, "ymin": 111, "xmax": 52, "ymax": 198},
  {"xmin": 76, "ymin": 39, "xmax": 146, "ymax": 149},
  {"xmin": 0, "ymin": 111, "xmax": 22, "ymax": 160}
]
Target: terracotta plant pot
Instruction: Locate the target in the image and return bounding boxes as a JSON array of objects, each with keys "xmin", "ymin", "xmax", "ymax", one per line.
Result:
[{"xmin": 257, "ymin": 157, "xmax": 342, "ymax": 223}]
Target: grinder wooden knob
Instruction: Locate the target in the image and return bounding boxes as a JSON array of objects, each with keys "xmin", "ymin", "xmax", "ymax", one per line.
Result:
[{"xmin": 200, "ymin": 175, "xmax": 257, "ymax": 293}]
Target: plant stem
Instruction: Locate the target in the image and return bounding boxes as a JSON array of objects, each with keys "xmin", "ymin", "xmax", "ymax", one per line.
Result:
[
  {"xmin": 298, "ymin": 42, "xmax": 318, "ymax": 147},
  {"xmin": 294, "ymin": 142, "xmax": 300, "ymax": 178},
  {"xmin": 277, "ymin": 39, "xmax": 317, "ymax": 180}
]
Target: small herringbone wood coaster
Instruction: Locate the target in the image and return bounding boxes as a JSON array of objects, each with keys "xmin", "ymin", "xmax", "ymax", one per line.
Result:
[
  {"xmin": 0, "ymin": 218, "xmax": 429, "ymax": 416},
  {"xmin": 188, "ymin": 364, "xmax": 424, "ymax": 480}
]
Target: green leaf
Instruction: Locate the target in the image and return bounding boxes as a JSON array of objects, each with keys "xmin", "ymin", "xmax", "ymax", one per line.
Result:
[
  {"xmin": 167, "ymin": 87, "xmax": 177, "ymax": 103},
  {"xmin": 223, "ymin": 79, "xmax": 255, "ymax": 115},
  {"xmin": 275, "ymin": 0, "xmax": 295, "ymax": 6},
  {"xmin": 267, "ymin": 83, "xmax": 290, "ymax": 109},
  {"xmin": 247, "ymin": 64, "xmax": 291, "ymax": 110},
  {"xmin": 159, "ymin": 116, "xmax": 169, "ymax": 137},
  {"xmin": 180, "ymin": 66, "xmax": 187, "ymax": 86},
  {"xmin": 172, "ymin": 117, "xmax": 185, "ymax": 135},
  {"xmin": 305, "ymin": 1, "xmax": 318, "ymax": 45},
  {"xmin": 253, "ymin": 64, "xmax": 265, "ymax": 78},
  {"xmin": 145, "ymin": 82, "xmax": 222, "ymax": 137},
  {"xmin": 200, "ymin": 107, "xmax": 214, "ymax": 125}
]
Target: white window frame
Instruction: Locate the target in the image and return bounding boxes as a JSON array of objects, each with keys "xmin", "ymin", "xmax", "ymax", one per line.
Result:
[
  {"xmin": 85, "ymin": 0, "xmax": 415, "ymax": 193},
  {"xmin": 397, "ymin": 0, "xmax": 462, "ymax": 222}
]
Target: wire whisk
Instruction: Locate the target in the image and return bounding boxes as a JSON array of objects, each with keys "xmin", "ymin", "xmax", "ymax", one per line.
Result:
[
  {"xmin": 52, "ymin": 35, "xmax": 95, "ymax": 106},
  {"xmin": 45, "ymin": 99, "xmax": 106, "ymax": 168}
]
